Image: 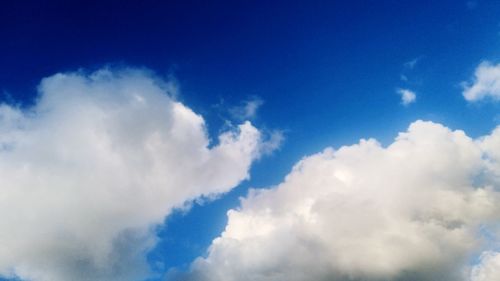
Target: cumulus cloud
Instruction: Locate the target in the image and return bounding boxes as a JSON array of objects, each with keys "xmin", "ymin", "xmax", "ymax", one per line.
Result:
[
  {"xmin": 462, "ymin": 61, "xmax": 500, "ymax": 102},
  {"xmin": 471, "ymin": 251, "xmax": 500, "ymax": 281},
  {"xmin": 172, "ymin": 120, "xmax": 500, "ymax": 281},
  {"xmin": 0, "ymin": 68, "xmax": 270, "ymax": 281},
  {"xmin": 397, "ymin": 88, "xmax": 416, "ymax": 105}
]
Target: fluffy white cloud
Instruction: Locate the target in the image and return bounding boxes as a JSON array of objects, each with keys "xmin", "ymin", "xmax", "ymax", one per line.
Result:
[
  {"xmin": 0, "ymin": 68, "xmax": 269, "ymax": 281},
  {"xmin": 172, "ymin": 121, "xmax": 500, "ymax": 281},
  {"xmin": 471, "ymin": 251, "xmax": 500, "ymax": 281},
  {"xmin": 397, "ymin": 88, "xmax": 416, "ymax": 105},
  {"xmin": 462, "ymin": 61, "xmax": 500, "ymax": 102}
]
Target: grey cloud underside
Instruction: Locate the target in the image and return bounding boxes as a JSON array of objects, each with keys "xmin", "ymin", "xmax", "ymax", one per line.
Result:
[
  {"xmin": 172, "ymin": 121, "xmax": 500, "ymax": 281},
  {"xmin": 0, "ymin": 69, "xmax": 267, "ymax": 281}
]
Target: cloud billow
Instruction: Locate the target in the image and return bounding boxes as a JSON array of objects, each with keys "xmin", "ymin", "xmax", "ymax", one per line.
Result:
[
  {"xmin": 0, "ymin": 68, "xmax": 267, "ymax": 281},
  {"xmin": 173, "ymin": 121, "xmax": 500, "ymax": 281},
  {"xmin": 462, "ymin": 61, "xmax": 500, "ymax": 102}
]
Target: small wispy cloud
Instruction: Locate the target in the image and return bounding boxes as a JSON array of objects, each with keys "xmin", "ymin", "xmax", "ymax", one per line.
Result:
[
  {"xmin": 399, "ymin": 56, "xmax": 423, "ymax": 93},
  {"xmin": 260, "ymin": 129, "xmax": 284, "ymax": 155},
  {"xmin": 403, "ymin": 56, "xmax": 423, "ymax": 69},
  {"xmin": 397, "ymin": 88, "xmax": 416, "ymax": 106},
  {"xmin": 229, "ymin": 96, "xmax": 264, "ymax": 120}
]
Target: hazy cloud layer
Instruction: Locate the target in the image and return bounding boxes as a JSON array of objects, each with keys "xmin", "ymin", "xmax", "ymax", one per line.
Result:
[
  {"xmin": 173, "ymin": 121, "xmax": 500, "ymax": 281},
  {"xmin": 462, "ymin": 61, "xmax": 500, "ymax": 102},
  {"xmin": 0, "ymin": 68, "xmax": 268, "ymax": 281}
]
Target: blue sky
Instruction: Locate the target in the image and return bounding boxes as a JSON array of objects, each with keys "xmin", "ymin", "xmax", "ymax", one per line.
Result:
[{"xmin": 3, "ymin": 1, "xmax": 500, "ymax": 281}]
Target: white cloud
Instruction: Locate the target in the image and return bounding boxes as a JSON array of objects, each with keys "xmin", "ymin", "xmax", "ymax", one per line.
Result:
[
  {"xmin": 471, "ymin": 251, "xmax": 500, "ymax": 281},
  {"xmin": 397, "ymin": 88, "xmax": 416, "ymax": 105},
  {"xmin": 0, "ymin": 68, "xmax": 271, "ymax": 281},
  {"xmin": 462, "ymin": 61, "xmax": 500, "ymax": 102},
  {"xmin": 259, "ymin": 130, "xmax": 284, "ymax": 155},
  {"xmin": 172, "ymin": 121, "xmax": 500, "ymax": 281},
  {"xmin": 229, "ymin": 97, "xmax": 264, "ymax": 120}
]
